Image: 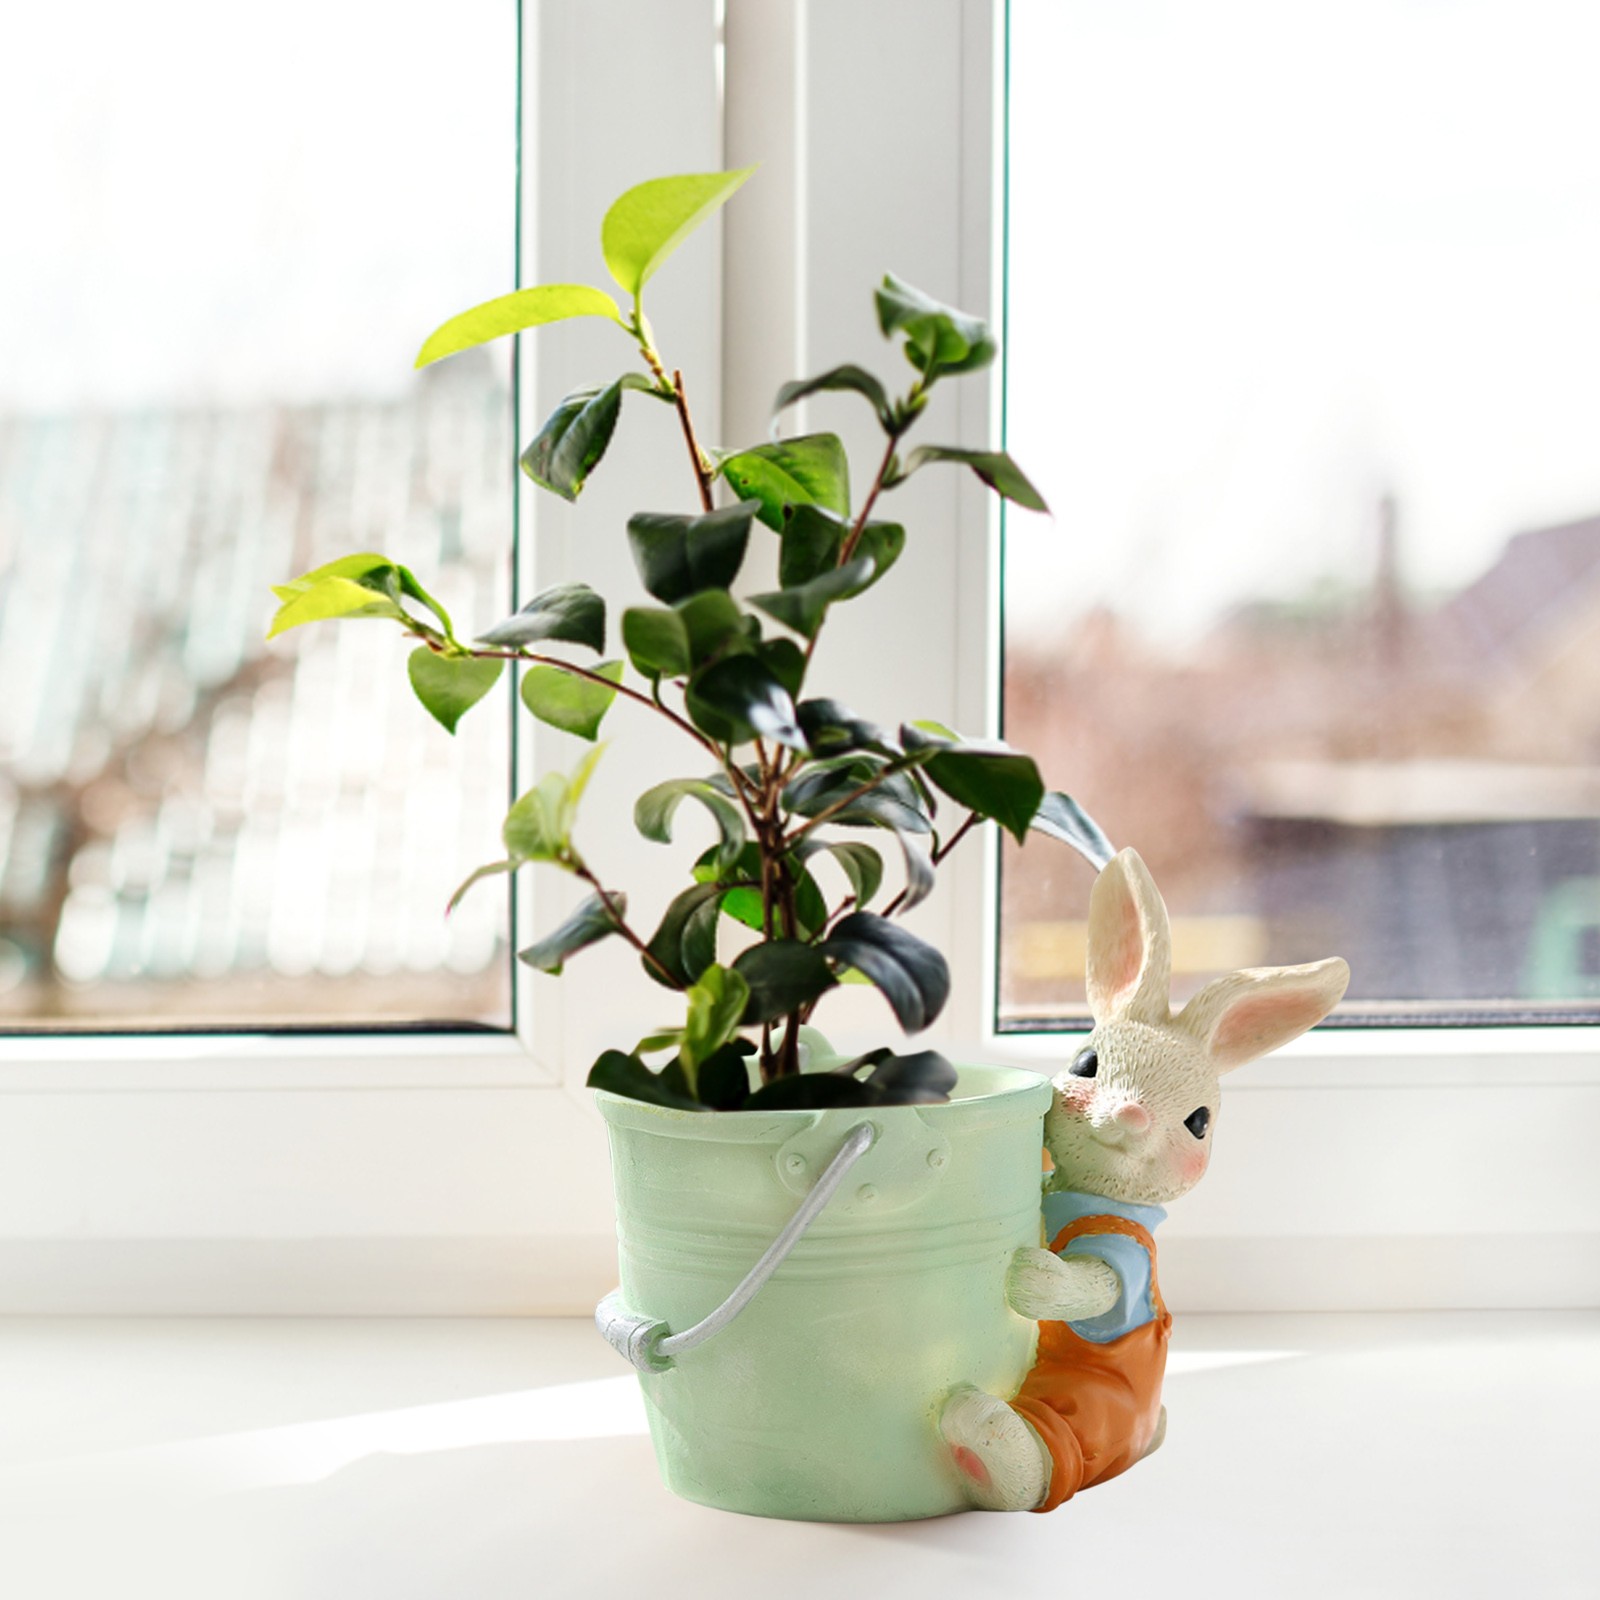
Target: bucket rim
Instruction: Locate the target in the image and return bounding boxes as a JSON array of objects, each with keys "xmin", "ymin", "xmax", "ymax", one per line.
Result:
[{"xmin": 594, "ymin": 1060, "xmax": 1050, "ymax": 1141}]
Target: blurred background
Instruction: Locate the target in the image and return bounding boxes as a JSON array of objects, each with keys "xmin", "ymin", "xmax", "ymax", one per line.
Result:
[
  {"xmin": 1001, "ymin": 0, "xmax": 1600, "ymax": 1023},
  {"xmin": 0, "ymin": 0, "xmax": 516, "ymax": 1026}
]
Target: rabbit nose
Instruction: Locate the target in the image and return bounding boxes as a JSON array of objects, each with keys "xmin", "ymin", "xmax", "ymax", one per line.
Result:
[{"xmin": 1113, "ymin": 1102, "xmax": 1151, "ymax": 1134}]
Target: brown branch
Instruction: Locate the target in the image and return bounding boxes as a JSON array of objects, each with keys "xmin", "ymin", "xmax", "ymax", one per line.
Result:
[
  {"xmin": 573, "ymin": 862, "xmax": 678, "ymax": 987},
  {"xmin": 672, "ymin": 368, "xmax": 716, "ymax": 513}
]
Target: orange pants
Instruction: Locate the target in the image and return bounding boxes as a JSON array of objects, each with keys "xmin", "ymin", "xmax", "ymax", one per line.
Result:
[{"xmin": 1008, "ymin": 1214, "xmax": 1171, "ymax": 1512}]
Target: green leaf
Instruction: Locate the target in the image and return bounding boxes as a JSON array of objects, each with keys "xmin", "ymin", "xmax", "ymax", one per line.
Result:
[
  {"xmin": 520, "ymin": 374, "xmax": 659, "ymax": 502},
  {"xmin": 643, "ymin": 883, "xmax": 724, "ymax": 989},
  {"xmin": 760, "ymin": 638, "xmax": 806, "ymax": 700},
  {"xmin": 681, "ymin": 965, "xmax": 751, "ymax": 1081},
  {"xmin": 407, "ymin": 649, "xmax": 503, "ymax": 734},
  {"xmin": 796, "ymin": 839, "xmax": 885, "ymax": 910},
  {"xmin": 894, "ymin": 445, "xmax": 1048, "ymax": 512},
  {"xmin": 697, "ymin": 845, "xmax": 829, "ymax": 942},
  {"xmin": 586, "ymin": 1049, "xmax": 705, "ymax": 1111},
  {"xmin": 268, "ymin": 552, "xmax": 453, "ymax": 641},
  {"xmin": 626, "ymin": 501, "xmax": 758, "ymax": 604},
  {"xmin": 601, "ymin": 166, "xmax": 756, "ymax": 298},
  {"xmin": 686, "ymin": 655, "xmax": 805, "ymax": 750},
  {"xmin": 446, "ymin": 858, "xmax": 517, "ymax": 916},
  {"xmin": 479, "ymin": 583, "xmax": 606, "ymax": 653},
  {"xmin": 749, "ymin": 555, "xmax": 876, "ymax": 641},
  {"xmin": 634, "ymin": 778, "xmax": 747, "ymax": 873},
  {"xmin": 773, "ymin": 364, "xmax": 894, "ymax": 433},
  {"xmin": 501, "ymin": 744, "xmax": 605, "ymax": 865},
  {"xmin": 520, "ymin": 660, "xmax": 624, "ymax": 741},
  {"xmin": 743, "ymin": 1074, "xmax": 879, "ymax": 1111},
  {"xmin": 1031, "ymin": 792, "xmax": 1115, "ymax": 870},
  {"xmin": 776, "ymin": 504, "xmax": 904, "ymax": 592},
  {"xmin": 621, "ymin": 606, "xmax": 692, "ymax": 680},
  {"xmin": 415, "ymin": 284, "xmax": 623, "ymax": 369},
  {"xmin": 820, "ymin": 913, "xmax": 951, "ymax": 1033},
  {"xmin": 874, "ymin": 273, "xmax": 996, "ymax": 379},
  {"xmin": 717, "ymin": 434, "xmax": 851, "ymax": 531},
  {"xmin": 901, "ymin": 725, "xmax": 1045, "ymax": 844},
  {"xmin": 677, "ymin": 589, "xmax": 748, "ymax": 665},
  {"xmin": 733, "ymin": 940, "xmax": 837, "ymax": 1025},
  {"xmin": 518, "ymin": 893, "xmax": 626, "ymax": 974},
  {"xmin": 782, "ymin": 756, "xmax": 932, "ymax": 834}
]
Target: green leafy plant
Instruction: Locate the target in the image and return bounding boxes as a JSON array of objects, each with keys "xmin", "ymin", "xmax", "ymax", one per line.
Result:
[{"xmin": 269, "ymin": 169, "xmax": 1110, "ymax": 1111}]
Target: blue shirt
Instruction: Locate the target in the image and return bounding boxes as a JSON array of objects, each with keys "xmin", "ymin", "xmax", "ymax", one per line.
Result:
[{"xmin": 1039, "ymin": 1188, "xmax": 1167, "ymax": 1345}]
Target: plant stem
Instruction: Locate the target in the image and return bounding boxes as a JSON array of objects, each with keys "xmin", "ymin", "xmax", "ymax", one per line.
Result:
[
  {"xmin": 573, "ymin": 862, "xmax": 678, "ymax": 987},
  {"xmin": 784, "ymin": 761, "xmax": 912, "ymax": 846},
  {"xmin": 672, "ymin": 368, "xmax": 717, "ymax": 513},
  {"xmin": 838, "ymin": 435, "xmax": 900, "ymax": 566}
]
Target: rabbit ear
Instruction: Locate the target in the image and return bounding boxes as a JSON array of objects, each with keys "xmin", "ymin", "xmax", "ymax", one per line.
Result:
[
  {"xmin": 1176, "ymin": 958, "xmax": 1350, "ymax": 1073},
  {"xmin": 1085, "ymin": 848, "xmax": 1172, "ymax": 1025}
]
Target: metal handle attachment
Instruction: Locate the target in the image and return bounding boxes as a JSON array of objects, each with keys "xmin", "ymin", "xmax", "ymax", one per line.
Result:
[{"xmin": 596, "ymin": 1120, "xmax": 879, "ymax": 1374}]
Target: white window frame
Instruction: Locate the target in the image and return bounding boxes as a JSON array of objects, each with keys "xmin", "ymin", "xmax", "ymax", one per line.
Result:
[{"xmin": 1, "ymin": 0, "xmax": 1595, "ymax": 1315}]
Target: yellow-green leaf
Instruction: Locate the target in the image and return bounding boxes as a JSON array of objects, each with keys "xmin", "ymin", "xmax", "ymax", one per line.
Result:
[
  {"xmin": 415, "ymin": 284, "xmax": 623, "ymax": 369},
  {"xmin": 601, "ymin": 167, "xmax": 756, "ymax": 298}
]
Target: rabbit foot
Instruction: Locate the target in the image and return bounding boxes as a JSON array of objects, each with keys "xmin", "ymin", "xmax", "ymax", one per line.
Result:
[
  {"xmin": 939, "ymin": 1384, "xmax": 1050, "ymax": 1512},
  {"xmin": 1140, "ymin": 1405, "xmax": 1168, "ymax": 1460}
]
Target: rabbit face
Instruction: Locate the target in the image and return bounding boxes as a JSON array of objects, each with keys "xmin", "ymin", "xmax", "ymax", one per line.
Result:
[
  {"xmin": 1045, "ymin": 1020, "xmax": 1219, "ymax": 1205},
  {"xmin": 1043, "ymin": 850, "xmax": 1349, "ymax": 1207}
]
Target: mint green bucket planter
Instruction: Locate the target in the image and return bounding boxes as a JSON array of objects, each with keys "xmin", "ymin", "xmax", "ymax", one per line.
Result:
[{"xmin": 596, "ymin": 1064, "xmax": 1051, "ymax": 1522}]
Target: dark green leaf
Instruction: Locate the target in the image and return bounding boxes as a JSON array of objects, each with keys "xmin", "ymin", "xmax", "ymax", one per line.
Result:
[
  {"xmin": 700, "ymin": 845, "xmax": 828, "ymax": 942},
  {"xmin": 621, "ymin": 606, "xmax": 691, "ymax": 680},
  {"xmin": 601, "ymin": 167, "xmax": 756, "ymax": 298},
  {"xmin": 796, "ymin": 700, "xmax": 896, "ymax": 758},
  {"xmin": 643, "ymin": 883, "xmax": 724, "ymax": 989},
  {"xmin": 446, "ymin": 858, "xmax": 517, "ymax": 916},
  {"xmin": 742, "ymin": 1073, "xmax": 880, "ymax": 1111},
  {"xmin": 761, "ymin": 638, "xmax": 806, "ymax": 700},
  {"xmin": 796, "ymin": 838, "xmax": 885, "ymax": 910},
  {"xmin": 416, "ymin": 284, "xmax": 623, "ymax": 368},
  {"xmin": 686, "ymin": 655, "xmax": 805, "ymax": 750},
  {"xmin": 518, "ymin": 893, "xmax": 626, "ymax": 974},
  {"xmin": 677, "ymin": 588, "xmax": 748, "ymax": 665},
  {"xmin": 851, "ymin": 519, "xmax": 907, "ymax": 589},
  {"xmin": 893, "ymin": 829, "xmax": 936, "ymax": 911},
  {"xmin": 718, "ymin": 434, "xmax": 850, "ymax": 530},
  {"xmin": 874, "ymin": 273, "xmax": 996, "ymax": 378},
  {"xmin": 626, "ymin": 501, "xmax": 759, "ymax": 604},
  {"xmin": 894, "ymin": 445, "xmax": 1048, "ymax": 512},
  {"xmin": 782, "ymin": 756, "xmax": 932, "ymax": 834},
  {"xmin": 696, "ymin": 1043, "xmax": 755, "ymax": 1110},
  {"xmin": 778, "ymin": 504, "xmax": 848, "ymax": 587},
  {"xmin": 733, "ymin": 940, "xmax": 837, "ymax": 1024},
  {"xmin": 519, "ymin": 660, "xmax": 624, "ymax": 741},
  {"xmin": 519, "ymin": 374, "xmax": 658, "ymax": 502},
  {"xmin": 406, "ymin": 648, "xmax": 503, "ymax": 734},
  {"xmin": 635, "ymin": 778, "xmax": 747, "ymax": 873},
  {"xmin": 773, "ymin": 364, "xmax": 894, "ymax": 432},
  {"xmin": 479, "ymin": 583, "xmax": 606, "ymax": 652},
  {"xmin": 860, "ymin": 1048, "xmax": 958, "ymax": 1104},
  {"xmin": 586, "ymin": 1049, "xmax": 705, "ymax": 1111},
  {"xmin": 1031, "ymin": 792, "xmax": 1115, "ymax": 870},
  {"xmin": 749, "ymin": 555, "xmax": 875, "ymax": 641},
  {"xmin": 901, "ymin": 725, "xmax": 1045, "ymax": 844},
  {"xmin": 820, "ymin": 913, "xmax": 951, "ymax": 1032}
]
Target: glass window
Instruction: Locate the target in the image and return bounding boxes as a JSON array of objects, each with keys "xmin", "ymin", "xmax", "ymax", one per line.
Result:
[
  {"xmin": 1001, "ymin": 0, "xmax": 1600, "ymax": 1026},
  {"xmin": 0, "ymin": 0, "xmax": 517, "ymax": 1028}
]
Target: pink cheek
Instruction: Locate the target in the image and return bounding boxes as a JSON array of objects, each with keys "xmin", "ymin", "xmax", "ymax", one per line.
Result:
[{"xmin": 1180, "ymin": 1146, "xmax": 1209, "ymax": 1185}]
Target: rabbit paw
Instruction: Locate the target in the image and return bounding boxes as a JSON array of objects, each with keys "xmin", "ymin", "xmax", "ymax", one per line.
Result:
[{"xmin": 939, "ymin": 1384, "xmax": 1050, "ymax": 1512}]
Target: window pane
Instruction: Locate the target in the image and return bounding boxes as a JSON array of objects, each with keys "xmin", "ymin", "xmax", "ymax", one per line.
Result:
[
  {"xmin": 0, "ymin": 1, "xmax": 517, "ymax": 1027},
  {"xmin": 1002, "ymin": 0, "xmax": 1600, "ymax": 1023}
]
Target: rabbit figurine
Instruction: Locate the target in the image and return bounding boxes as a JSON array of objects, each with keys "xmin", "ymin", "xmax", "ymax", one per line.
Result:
[{"xmin": 940, "ymin": 847, "xmax": 1349, "ymax": 1512}]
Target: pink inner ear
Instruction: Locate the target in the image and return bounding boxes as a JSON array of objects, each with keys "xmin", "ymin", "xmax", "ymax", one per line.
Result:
[
  {"xmin": 1099, "ymin": 890, "xmax": 1145, "ymax": 1013},
  {"xmin": 1212, "ymin": 990, "xmax": 1325, "ymax": 1065}
]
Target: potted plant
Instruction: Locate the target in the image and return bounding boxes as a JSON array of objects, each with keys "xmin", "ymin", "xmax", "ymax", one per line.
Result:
[{"xmin": 267, "ymin": 168, "xmax": 1111, "ymax": 1521}]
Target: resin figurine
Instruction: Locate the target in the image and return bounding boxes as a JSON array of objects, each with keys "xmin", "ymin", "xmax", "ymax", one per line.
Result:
[{"xmin": 940, "ymin": 848, "xmax": 1349, "ymax": 1512}]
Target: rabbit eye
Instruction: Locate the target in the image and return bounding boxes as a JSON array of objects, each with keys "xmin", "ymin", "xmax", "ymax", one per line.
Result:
[
  {"xmin": 1184, "ymin": 1106, "xmax": 1211, "ymax": 1139},
  {"xmin": 1068, "ymin": 1048, "xmax": 1098, "ymax": 1079}
]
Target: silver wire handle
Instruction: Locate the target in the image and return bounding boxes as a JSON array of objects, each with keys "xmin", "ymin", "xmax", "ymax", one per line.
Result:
[{"xmin": 596, "ymin": 1120, "xmax": 879, "ymax": 1374}]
